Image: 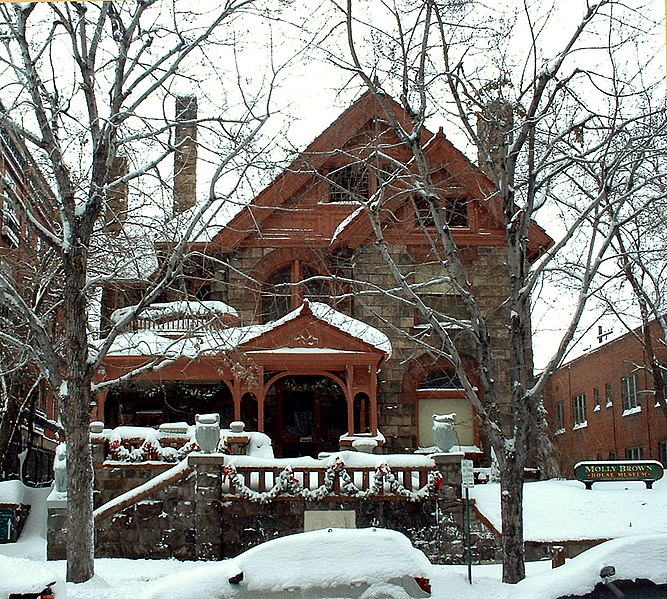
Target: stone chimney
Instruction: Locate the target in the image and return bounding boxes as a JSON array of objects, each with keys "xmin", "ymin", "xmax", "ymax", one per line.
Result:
[
  {"xmin": 173, "ymin": 95, "xmax": 198, "ymax": 214},
  {"xmin": 105, "ymin": 155, "xmax": 128, "ymax": 235},
  {"xmin": 476, "ymin": 99, "xmax": 513, "ymax": 178}
]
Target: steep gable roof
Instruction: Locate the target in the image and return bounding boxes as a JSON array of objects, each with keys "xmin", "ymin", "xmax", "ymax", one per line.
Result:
[{"xmin": 206, "ymin": 90, "xmax": 551, "ymax": 258}]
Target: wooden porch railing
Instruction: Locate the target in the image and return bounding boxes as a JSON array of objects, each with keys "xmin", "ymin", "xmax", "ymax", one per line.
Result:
[{"xmin": 221, "ymin": 463, "xmax": 437, "ymax": 497}]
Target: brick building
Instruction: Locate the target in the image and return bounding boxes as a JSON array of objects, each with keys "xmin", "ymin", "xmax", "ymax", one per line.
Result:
[
  {"xmin": 96, "ymin": 92, "xmax": 551, "ymax": 459},
  {"xmin": 544, "ymin": 321, "xmax": 667, "ymax": 474},
  {"xmin": 0, "ymin": 125, "xmax": 62, "ymax": 483}
]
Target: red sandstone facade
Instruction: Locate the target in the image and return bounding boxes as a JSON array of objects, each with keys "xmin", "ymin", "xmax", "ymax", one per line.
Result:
[
  {"xmin": 544, "ymin": 321, "xmax": 667, "ymax": 474},
  {"xmin": 97, "ymin": 92, "xmax": 551, "ymax": 459}
]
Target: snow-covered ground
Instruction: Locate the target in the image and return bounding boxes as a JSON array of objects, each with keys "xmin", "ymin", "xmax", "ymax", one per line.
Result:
[{"xmin": 0, "ymin": 476, "xmax": 665, "ymax": 598}]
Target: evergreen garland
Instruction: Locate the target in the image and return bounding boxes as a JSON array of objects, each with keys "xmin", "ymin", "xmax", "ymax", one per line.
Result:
[{"xmin": 221, "ymin": 458, "xmax": 442, "ymax": 504}]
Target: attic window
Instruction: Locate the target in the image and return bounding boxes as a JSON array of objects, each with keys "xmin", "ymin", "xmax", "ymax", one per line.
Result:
[
  {"xmin": 329, "ymin": 164, "xmax": 370, "ymax": 202},
  {"xmin": 413, "ymin": 195, "xmax": 469, "ymax": 228}
]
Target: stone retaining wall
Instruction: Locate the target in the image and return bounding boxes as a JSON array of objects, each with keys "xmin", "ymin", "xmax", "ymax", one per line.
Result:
[{"xmin": 47, "ymin": 454, "xmax": 501, "ymax": 564}]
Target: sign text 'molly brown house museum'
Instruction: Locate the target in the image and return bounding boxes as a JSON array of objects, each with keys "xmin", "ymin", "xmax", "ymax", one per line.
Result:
[{"xmin": 574, "ymin": 460, "xmax": 664, "ymax": 489}]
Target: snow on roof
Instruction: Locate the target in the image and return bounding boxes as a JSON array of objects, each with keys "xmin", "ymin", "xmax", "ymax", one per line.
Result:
[
  {"xmin": 111, "ymin": 300, "xmax": 238, "ymax": 325},
  {"xmin": 105, "ymin": 301, "xmax": 392, "ymax": 357},
  {"xmin": 88, "ymin": 231, "xmax": 159, "ymax": 280}
]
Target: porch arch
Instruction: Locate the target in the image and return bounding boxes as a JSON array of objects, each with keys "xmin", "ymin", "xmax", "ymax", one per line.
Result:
[{"xmin": 260, "ymin": 372, "xmax": 349, "ymax": 458}]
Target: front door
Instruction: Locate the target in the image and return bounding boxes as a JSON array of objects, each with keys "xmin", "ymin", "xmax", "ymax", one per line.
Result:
[{"xmin": 265, "ymin": 376, "xmax": 346, "ymax": 458}]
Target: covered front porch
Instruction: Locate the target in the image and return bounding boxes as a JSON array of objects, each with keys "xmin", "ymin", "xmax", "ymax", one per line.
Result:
[{"xmin": 97, "ymin": 302, "xmax": 390, "ymax": 457}]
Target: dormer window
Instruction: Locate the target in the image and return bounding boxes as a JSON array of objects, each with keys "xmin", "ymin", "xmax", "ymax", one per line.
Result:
[{"xmin": 329, "ymin": 163, "xmax": 370, "ymax": 202}]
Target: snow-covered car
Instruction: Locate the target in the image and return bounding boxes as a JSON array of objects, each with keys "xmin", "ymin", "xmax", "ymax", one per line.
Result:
[
  {"xmin": 513, "ymin": 534, "xmax": 667, "ymax": 599},
  {"xmin": 0, "ymin": 554, "xmax": 65, "ymax": 598},
  {"xmin": 139, "ymin": 527, "xmax": 432, "ymax": 599}
]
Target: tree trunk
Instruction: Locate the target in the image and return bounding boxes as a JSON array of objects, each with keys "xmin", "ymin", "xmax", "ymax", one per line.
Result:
[
  {"xmin": 61, "ymin": 246, "xmax": 95, "ymax": 583},
  {"xmin": 500, "ymin": 458, "xmax": 525, "ymax": 583}
]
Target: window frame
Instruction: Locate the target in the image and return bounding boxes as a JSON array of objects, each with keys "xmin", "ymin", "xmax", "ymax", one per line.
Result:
[
  {"xmin": 260, "ymin": 260, "xmax": 332, "ymax": 324},
  {"xmin": 572, "ymin": 393, "xmax": 587, "ymax": 425},
  {"xmin": 622, "ymin": 371, "xmax": 640, "ymax": 412},
  {"xmin": 555, "ymin": 401, "xmax": 566, "ymax": 432}
]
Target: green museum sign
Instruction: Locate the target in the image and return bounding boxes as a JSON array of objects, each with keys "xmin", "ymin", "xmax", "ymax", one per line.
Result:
[{"xmin": 574, "ymin": 460, "xmax": 664, "ymax": 490}]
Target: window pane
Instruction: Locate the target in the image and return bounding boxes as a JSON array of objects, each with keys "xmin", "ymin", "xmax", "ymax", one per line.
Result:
[
  {"xmin": 261, "ymin": 267, "xmax": 292, "ymax": 323},
  {"xmin": 329, "ymin": 164, "xmax": 370, "ymax": 202}
]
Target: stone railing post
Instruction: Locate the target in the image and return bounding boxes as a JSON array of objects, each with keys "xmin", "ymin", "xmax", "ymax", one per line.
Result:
[
  {"xmin": 188, "ymin": 453, "xmax": 224, "ymax": 560},
  {"xmin": 431, "ymin": 452, "xmax": 464, "ymax": 499}
]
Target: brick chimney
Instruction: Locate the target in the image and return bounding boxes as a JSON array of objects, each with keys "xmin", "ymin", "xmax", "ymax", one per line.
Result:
[
  {"xmin": 476, "ymin": 99, "xmax": 513, "ymax": 179},
  {"xmin": 173, "ymin": 95, "xmax": 198, "ymax": 214},
  {"xmin": 105, "ymin": 155, "xmax": 128, "ymax": 235}
]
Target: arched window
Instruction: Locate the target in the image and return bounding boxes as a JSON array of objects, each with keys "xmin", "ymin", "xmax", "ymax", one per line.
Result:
[
  {"xmin": 418, "ymin": 368, "xmax": 464, "ymax": 390},
  {"xmin": 260, "ymin": 261, "xmax": 331, "ymax": 324}
]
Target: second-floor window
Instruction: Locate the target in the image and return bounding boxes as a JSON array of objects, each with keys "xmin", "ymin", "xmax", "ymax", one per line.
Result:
[
  {"xmin": 413, "ymin": 195, "xmax": 469, "ymax": 229},
  {"xmin": 555, "ymin": 401, "xmax": 566, "ymax": 431},
  {"xmin": 622, "ymin": 371, "xmax": 640, "ymax": 411},
  {"xmin": 261, "ymin": 262, "xmax": 330, "ymax": 324},
  {"xmin": 572, "ymin": 393, "xmax": 586, "ymax": 425}
]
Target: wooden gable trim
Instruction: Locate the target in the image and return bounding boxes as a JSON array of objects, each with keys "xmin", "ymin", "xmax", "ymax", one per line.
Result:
[
  {"xmin": 210, "ymin": 92, "xmax": 427, "ymax": 252},
  {"xmin": 237, "ymin": 302, "xmax": 388, "ymax": 359}
]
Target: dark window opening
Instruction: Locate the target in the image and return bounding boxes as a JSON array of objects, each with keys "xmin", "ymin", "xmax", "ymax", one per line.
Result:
[
  {"xmin": 573, "ymin": 393, "xmax": 587, "ymax": 424},
  {"xmin": 195, "ymin": 283, "xmax": 212, "ymax": 301},
  {"xmin": 329, "ymin": 164, "xmax": 370, "ymax": 202},
  {"xmin": 555, "ymin": 402, "xmax": 566, "ymax": 430},
  {"xmin": 260, "ymin": 262, "xmax": 332, "ymax": 324},
  {"xmin": 418, "ymin": 368, "xmax": 463, "ymax": 390},
  {"xmin": 445, "ymin": 196, "xmax": 469, "ymax": 227},
  {"xmin": 625, "ymin": 446, "xmax": 644, "ymax": 460},
  {"xmin": 413, "ymin": 195, "xmax": 469, "ymax": 228},
  {"xmin": 261, "ymin": 266, "xmax": 293, "ymax": 323}
]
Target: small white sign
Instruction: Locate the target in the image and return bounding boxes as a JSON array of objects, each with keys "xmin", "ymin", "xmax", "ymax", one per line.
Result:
[{"xmin": 461, "ymin": 458, "xmax": 474, "ymax": 488}]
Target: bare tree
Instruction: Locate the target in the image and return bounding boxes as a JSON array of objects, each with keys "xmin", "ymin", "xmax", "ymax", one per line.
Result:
[
  {"xmin": 0, "ymin": 0, "xmax": 286, "ymax": 583},
  {"xmin": 305, "ymin": 0, "xmax": 667, "ymax": 582}
]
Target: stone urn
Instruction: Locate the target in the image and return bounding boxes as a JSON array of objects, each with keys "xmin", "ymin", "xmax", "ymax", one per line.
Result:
[
  {"xmin": 195, "ymin": 413, "xmax": 221, "ymax": 453},
  {"xmin": 432, "ymin": 413, "xmax": 457, "ymax": 452}
]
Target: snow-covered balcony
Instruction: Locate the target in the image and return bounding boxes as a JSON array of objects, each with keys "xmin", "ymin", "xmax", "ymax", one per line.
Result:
[{"xmin": 111, "ymin": 300, "xmax": 239, "ymax": 337}]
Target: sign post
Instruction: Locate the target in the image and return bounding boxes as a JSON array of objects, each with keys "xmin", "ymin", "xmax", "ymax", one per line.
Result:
[{"xmin": 461, "ymin": 459, "xmax": 474, "ymax": 585}]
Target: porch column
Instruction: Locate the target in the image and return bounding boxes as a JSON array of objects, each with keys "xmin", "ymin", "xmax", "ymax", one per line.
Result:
[
  {"xmin": 257, "ymin": 367, "xmax": 266, "ymax": 431},
  {"xmin": 369, "ymin": 361, "xmax": 379, "ymax": 436},
  {"xmin": 231, "ymin": 378, "xmax": 242, "ymax": 422},
  {"xmin": 94, "ymin": 387, "xmax": 108, "ymax": 424},
  {"xmin": 345, "ymin": 365, "xmax": 354, "ymax": 435}
]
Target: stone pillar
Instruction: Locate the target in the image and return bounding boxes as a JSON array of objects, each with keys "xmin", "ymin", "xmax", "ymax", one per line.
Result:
[
  {"xmin": 46, "ymin": 494, "xmax": 68, "ymax": 561},
  {"xmin": 173, "ymin": 95, "xmax": 198, "ymax": 214},
  {"xmin": 431, "ymin": 452, "xmax": 464, "ymax": 499},
  {"xmin": 188, "ymin": 453, "xmax": 224, "ymax": 560}
]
